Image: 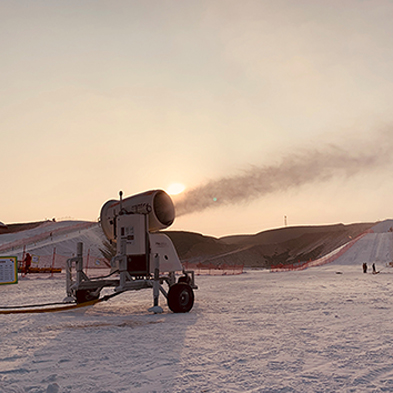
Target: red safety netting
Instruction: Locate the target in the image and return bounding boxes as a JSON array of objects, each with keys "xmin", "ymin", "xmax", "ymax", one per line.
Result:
[
  {"xmin": 182, "ymin": 261, "xmax": 244, "ymax": 275},
  {"xmin": 18, "ymin": 249, "xmax": 110, "ymax": 274}
]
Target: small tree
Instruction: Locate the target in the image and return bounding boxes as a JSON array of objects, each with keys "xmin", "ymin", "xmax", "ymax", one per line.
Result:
[{"xmin": 99, "ymin": 240, "xmax": 116, "ymax": 265}]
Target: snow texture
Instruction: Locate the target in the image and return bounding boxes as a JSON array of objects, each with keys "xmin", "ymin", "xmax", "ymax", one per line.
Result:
[
  {"xmin": 1, "ymin": 221, "xmax": 393, "ymax": 392},
  {"xmin": 0, "ymin": 221, "xmax": 106, "ymax": 262}
]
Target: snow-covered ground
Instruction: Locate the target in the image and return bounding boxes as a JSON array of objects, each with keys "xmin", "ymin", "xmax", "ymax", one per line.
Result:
[{"xmin": 1, "ymin": 221, "xmax": 393, "ymax": 393}]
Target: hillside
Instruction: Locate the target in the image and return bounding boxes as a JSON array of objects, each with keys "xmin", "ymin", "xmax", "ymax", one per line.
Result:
[
  {"xmin": 165, "ymin": 222, "xmax": 376, "ymax": 268},
  {"xmin": 0, "ymin": 219, "xmax": 383, "ymax": 269}
]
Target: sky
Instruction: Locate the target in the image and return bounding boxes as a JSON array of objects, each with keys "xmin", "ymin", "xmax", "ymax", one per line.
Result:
[{"xmin": 1, "ymin": 0, "xmax": 393, "ymax": 237}]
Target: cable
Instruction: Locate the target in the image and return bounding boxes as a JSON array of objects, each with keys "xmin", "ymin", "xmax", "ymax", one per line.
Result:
[
  {"xmin": 0, "ymin": 290, "xmax": 124, "ymax": 315},
  {"xmin": 88, "ymin": 269, "xmax": 120, "ymax": 280},
  {"xmin": 0, "ymin": 298, "xmax": 101, "ymax": 314},
  {"xmin": 0, "ymin": 301, "xmax": 75, "ymax": 310}
]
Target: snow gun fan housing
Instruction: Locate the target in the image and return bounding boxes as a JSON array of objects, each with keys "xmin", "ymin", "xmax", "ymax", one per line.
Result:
[{"xmin": 100, "ymin": 189, "xmax": 175, "ymax": 241}]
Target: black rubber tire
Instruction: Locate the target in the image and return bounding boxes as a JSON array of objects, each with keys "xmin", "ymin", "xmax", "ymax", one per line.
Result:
[
  {"xmin": 167, "ymin": 283, "xmax": 194, "ymax": 313},
  {"xmin": 75, "ymin": 289, "xmax": 100, "ymax": 304}
]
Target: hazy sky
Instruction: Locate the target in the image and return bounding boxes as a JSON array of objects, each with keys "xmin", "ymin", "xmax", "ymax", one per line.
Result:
[{"xmin": 1, "ymin": 0, "xmax": 393, "ymax": 237}]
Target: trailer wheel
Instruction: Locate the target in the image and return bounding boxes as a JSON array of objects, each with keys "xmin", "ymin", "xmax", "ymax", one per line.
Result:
[
  {"xmin": 75, "ymin": 289, "xmax": 100, "ymax": 304},
  {"xmin": 167, "ymin": 283, "xmax": 194, "ymax": 313}
]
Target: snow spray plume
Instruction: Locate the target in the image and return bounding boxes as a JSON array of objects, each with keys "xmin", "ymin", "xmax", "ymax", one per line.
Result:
[{"xmin": 174, "ymin": 137, "xmax": 392, "ymax": 217}]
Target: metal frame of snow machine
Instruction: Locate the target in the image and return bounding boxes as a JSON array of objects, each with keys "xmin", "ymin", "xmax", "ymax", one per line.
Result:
[{"xmin": 65, "ymin": 190, "xmax": 197, "ymax": 313}]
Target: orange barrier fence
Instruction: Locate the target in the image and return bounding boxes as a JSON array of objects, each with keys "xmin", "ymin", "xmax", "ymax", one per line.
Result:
[
  {"xmin": 18, "ymin": 253, "xmax": 244, "ymax": 275},
  {"xmin": 271, "ymin": 230, "xmax": 373, "ymax": 272},
  {"xmin": 17, "ymin": 249, "xmax": 110, "ymax": 273},
  {"xmin": 183, "ymin": 261, "xmax": 244, "ymax": 275}
]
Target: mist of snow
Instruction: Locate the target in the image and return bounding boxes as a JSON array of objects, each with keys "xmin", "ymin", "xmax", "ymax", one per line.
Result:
[{"xmin": 175, "ymin": 131, "xmax": 393, "ymax": 216}]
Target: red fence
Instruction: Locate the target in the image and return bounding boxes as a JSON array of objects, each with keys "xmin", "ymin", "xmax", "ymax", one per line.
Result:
[
  {"xmin": 183, "ymin": 261, "xmax": 244, "ymax": 275},
  {"xmin": 17, "ymin": 247, "xmax": 110, "ymax": 274},
  {"xmin": 19, "ymin": 254, "xmax": 244, "ymax": 276},
  {"xmin": 18, "ymin": 251, "xmax": 244, "ymax": 276},
  {"xmin": 270, "ymin": 230, "xmax": 373, "ymax": 272}
]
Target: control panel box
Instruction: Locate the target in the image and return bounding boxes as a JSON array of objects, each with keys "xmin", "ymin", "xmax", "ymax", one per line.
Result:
[{"xmin": 117, "ymin": 214, "xmax": 149, "ymax": 276}]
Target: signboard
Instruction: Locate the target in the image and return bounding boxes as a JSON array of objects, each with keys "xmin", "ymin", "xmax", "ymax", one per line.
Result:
[
  {"xmin": 0, "ymin": 256, "xmax": 18, "ymax": 285},
  {"xmin": 32, "ymin": 255, "xmax": 40, "ymax": 268}
]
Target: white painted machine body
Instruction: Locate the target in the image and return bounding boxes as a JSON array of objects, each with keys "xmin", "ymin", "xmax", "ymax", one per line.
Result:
[
  {"xmin": 66, "ymin": 189, "xmax": 196, "ymax": 313},
  {"xmin": 149, "ymin": 232, "xmax": 182, "ymax": 273},
  {"xmin": 114, "ymin": 213, "xmax": 182, "ymax": 273}
]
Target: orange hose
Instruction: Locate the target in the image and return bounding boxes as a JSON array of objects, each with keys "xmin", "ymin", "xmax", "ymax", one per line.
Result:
[{"xmin": 0, "ymin": 298, "xmax": 102, "ymax": 314}]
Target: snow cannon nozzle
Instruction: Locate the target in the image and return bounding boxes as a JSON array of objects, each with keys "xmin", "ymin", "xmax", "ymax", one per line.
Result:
[{"xmin": 100, "ymin": 189, "xmax": 175, "ymax": 242}]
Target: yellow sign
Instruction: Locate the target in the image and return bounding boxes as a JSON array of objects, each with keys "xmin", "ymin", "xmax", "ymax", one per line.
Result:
[{"xmin": 0, "ymin": 256, "xmax": 18, "ymax": 285}]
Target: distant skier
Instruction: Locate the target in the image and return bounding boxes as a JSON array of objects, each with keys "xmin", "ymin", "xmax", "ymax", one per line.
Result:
[
  {"xmin": 363, "ymin": 262, "xmax": 367, "ymax": 273},
  {"xmin": 24, "ymin": 253, "xmax": 32, "ymax": 273},
  {"xmin": 372, "ymin": 263, "xmax": 377, "ymax": 274}
]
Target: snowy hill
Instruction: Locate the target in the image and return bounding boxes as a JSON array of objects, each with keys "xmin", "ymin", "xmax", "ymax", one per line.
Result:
[
  {"xmin": 0, "ymin": 220, "xmax": 108, "ymax": 268},
  {"xmin": 318, "ymin": 219, "xmax": 393, "ymax": 268},
  {"xmin": 166, "ymin": 221, "xmax": 378, "ymax": 268},
  {"xmin": 1, "ymin": 219, "xmax": 392, "ymax": 270}
]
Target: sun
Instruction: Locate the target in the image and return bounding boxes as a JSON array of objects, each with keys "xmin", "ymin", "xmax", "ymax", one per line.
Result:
[{"xmin": 167, "ymin": 183, "xmax": 186, "ymax": 195}]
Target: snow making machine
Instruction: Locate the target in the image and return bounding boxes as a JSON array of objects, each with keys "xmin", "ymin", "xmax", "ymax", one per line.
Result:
[{"xmin": 65, "ymin": 190, "xmax": 197, "ymax": 313}]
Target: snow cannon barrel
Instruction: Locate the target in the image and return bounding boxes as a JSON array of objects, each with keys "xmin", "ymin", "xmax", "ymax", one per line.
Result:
[{"xmin": 100, "ymin": 189, "xmax": 175, "ymax": 241}]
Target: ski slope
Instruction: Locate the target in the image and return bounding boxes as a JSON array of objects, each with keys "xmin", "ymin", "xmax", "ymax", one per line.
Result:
[
  {"xmin": 331, "ymin": 232, "xmax": 393, "ymax": 268},
  {"xmin": 0, "ymin": 221, "xmax": 107, "ymax": 263},
  {"xmin": 315, "ymin": 220, "xmax": 393, "ymax": 270}
]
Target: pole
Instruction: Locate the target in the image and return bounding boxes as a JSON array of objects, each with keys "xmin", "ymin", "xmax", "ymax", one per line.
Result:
[
  {"xmin": 22, "ymin": 245, "xmax": 26, "ymax": 262},
  {"xmin": 21, "ymin": 245, "xmax": 27, "ymax": 277},
  {"xmin": 148, "ymin": 253, "xmax": 163, "ymax": 314},
  {"xmin": 86, "ymin": 248, "xmax": 90, "ymax": 276},
  {"xmin": 51, "ymin": 247, "xmax": 56, "ymax": 277},
  {"xmin": 76, "ymin": 242, "xmax": 84, "ymax": 286}
]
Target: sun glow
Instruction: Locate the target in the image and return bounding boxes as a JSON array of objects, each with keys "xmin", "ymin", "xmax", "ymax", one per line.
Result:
[{"xmin": 167, "ymin": 183, "xmax": 186, "ymax": 195}]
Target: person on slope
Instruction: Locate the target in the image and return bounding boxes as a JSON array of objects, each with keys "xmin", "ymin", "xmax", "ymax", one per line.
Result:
[{"xmin": 24, "ymin": 253, "xmax": 32, "ymax": 274}]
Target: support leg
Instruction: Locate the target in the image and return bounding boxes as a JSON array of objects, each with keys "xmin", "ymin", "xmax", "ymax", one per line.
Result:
[{"xmin": 148, "ymin": 254, "xmax": 163, "ymax": 314}]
